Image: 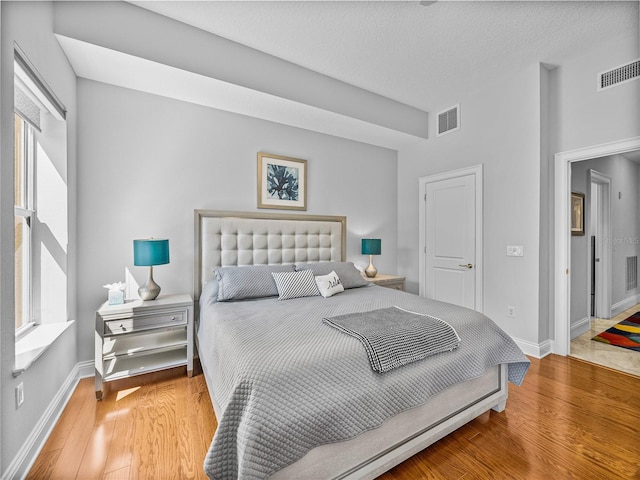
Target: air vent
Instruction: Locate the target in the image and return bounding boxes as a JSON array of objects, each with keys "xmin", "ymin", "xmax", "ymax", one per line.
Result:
[
  {"xmin": 598, "ymin": 59, "xmax": 640, "ymax": 91},
  {"xmin": 626, "ymin": 255, "xmax": 637, "ymax": 291},
  {"xmin": 437, "ymin": 104, "xmax": 460, "ymax": 136}
]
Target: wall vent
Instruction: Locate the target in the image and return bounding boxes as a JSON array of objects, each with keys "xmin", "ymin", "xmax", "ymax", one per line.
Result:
[
  {"xmin": 437, "ymin": 104, "xmax": 460, "ymax": 136},
  {"xmin": 598, "ymin": 59, "xmax": 640, "ymax": 91},
  {"xmin": 626, "ymin": 255, "xmax": 637, "ymax": 292}
]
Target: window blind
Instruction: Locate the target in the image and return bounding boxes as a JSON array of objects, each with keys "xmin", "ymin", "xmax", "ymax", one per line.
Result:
[
  {"xmin": 14, "ymin": 44, "xmax": 66, "ymax": 122},
  {"xmin": 14, "ymin": 85, "xmax": 41, "ymax": 131}
]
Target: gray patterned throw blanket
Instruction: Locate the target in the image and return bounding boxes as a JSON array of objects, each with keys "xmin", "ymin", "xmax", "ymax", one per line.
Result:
[
  {"xmin": 323, "ymin": 306, "xmax": 461, "ymax": 372},
  {"xmin": 198, "ymin": 286, "xmax": 530, "ymax": 480}
]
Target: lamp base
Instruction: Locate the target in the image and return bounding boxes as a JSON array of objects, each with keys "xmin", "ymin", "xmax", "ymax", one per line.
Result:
[
  {"xmin": 139, "ymin": 266, "xmax": 161, "ymax": 301},
  {"xmin": 365, "ymin": 255, "xmax": 377, "ymax": 278}
]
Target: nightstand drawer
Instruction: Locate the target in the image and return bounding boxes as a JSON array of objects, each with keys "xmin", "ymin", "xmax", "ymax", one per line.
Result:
[{"xmin": 104, "ymin": 311, "xmax": 186, "ymax": 335}]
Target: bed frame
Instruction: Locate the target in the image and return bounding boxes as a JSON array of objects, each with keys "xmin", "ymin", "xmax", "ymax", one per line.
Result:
[{"xmin": 194, "ymin": 209, "xmax": 508, "ymax": 480}]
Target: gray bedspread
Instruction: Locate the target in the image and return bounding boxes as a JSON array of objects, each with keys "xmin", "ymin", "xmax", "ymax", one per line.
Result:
[
  {"xmin": 323, "ymin": 306, "xmax": 461, "ymax": 372},
  {"xmin": 198, "ymin": 286, "xmax": 529, "ymax": 480}
]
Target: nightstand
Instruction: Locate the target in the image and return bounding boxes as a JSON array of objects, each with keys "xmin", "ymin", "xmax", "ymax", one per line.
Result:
[
  {"xmin": 365, "ymin": 274, "xmax": 406, "ymax": 291},
  {"xmin": 95, "ymin": 293, "xmax": 193, "ymax": 400}
]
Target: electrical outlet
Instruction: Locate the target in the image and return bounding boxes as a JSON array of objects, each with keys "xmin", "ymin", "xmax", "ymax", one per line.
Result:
[
  {"xmin": 16, "ymin": 382, "xmax": 24, "ymax": 408},
  {"xmin": 507, "ymin": 306, "xmax": 516, "ymax": 318}
]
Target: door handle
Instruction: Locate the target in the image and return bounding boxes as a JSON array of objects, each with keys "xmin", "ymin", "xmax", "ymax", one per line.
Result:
[{"xmin": 458, "ymin": 263, "xmax": 473, "ymax": 269}]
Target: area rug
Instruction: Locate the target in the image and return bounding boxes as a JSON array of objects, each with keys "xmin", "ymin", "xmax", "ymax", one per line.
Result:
[{"xmin": 592, "ymin": 313, "xmax": 640, "ymax": 352}]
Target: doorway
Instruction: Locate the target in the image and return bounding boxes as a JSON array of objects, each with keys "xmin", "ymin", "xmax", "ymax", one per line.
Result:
[
  {"xmin": 569, "ymin": 159, "xmax": 640, "ymax": 376},
  {"xmin": 554, "ymin": 137, "xmax": 640, "ymax": 356}
]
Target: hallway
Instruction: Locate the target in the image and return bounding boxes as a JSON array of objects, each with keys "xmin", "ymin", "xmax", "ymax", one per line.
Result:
[{"xmin": 570, "ymin": 304, "xmax": 640, "ymax": 377}]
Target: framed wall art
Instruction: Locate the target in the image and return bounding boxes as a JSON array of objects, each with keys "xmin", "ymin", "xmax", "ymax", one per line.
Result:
[
  {"xmin": 257, "ymin": 152, "xmax": 307, "ymax": 211},
  {"xmin": 571, "ymin": 192, "xmax": 585, "ymax": 236}
]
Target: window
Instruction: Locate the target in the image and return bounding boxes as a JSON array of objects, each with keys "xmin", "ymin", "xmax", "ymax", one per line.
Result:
[
  {"xmin": 12, "ymin": 47, "xmax": 70, "ymax": 375},
  {"xmin": 14, "ymin": 112, "xmax": 35, "ymax": 333},
  {"xmin": 13, "ymin": 47, "xmax": 67, "ymax": 334}
]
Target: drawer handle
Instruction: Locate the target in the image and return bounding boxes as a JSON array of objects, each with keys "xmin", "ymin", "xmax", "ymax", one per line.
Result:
[
  {"xmin": 119, "ymin": 323, "xmax": 126, "ymax": 331},
  {"xmin": 171, "ymin": 316, "xmax": 176, "ymax": 320}
]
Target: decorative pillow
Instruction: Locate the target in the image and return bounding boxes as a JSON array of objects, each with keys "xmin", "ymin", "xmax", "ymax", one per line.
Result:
[
  {"xmin": 295, "ymin": 261, "xmax": 369, "ymax": 289},
  {"xmin": 271, "ymin": 270, "xmax": 320, "ymax": 301},
  {"xmin": 215, "ymin": 264, "xmax": 295, "ymax": 302},
  {"xmin": 315, "ymin": 271, "xmax": 345, "ymax": 298}
]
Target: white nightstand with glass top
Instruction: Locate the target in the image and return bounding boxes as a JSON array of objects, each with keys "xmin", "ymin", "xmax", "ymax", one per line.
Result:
[{"xmin": 94, "ymin": 293, "xmax": 193, "ymax": 400}]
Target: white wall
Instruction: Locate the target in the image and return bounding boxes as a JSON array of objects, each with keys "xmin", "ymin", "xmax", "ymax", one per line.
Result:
[
  {"xmin": 0, "ymin": 0, "xmax": 4, "ymax": 468},
  {"xmin": 553, "ymin": 28, "xmax": 639, "ymax": 343},
  {"xmin": 0, "ymin": 1, "xmax": 77, "ymax": 476},
  {"xmin": 34, "ymin": 113, "xmax": 70, "ymax": 325},
  {"xmin": 555, "ymin": 31, "xmax": 640, "ymax": 153},
  {"xmin": 398, "ymin": 63, "xmax": 543, "ymax": 347},
  {"xmin": 76, "ymin": 79, "xmax": 398, "ymax": 362},
  {"xmin": 397, "ymin": 24, "xmax": 639, "ymax": 352}
]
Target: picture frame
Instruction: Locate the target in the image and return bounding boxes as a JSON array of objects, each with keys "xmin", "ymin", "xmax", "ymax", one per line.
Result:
[
  {"xmin": 257, "ymin": 152, "xmax": 307, "ymax": 211},
  {"xmin": 571, "ymin": 192, "xmax": 585, "ymax": 236}
]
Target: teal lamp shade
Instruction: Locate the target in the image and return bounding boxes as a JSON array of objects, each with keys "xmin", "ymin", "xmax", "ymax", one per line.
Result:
[
  {"xmin": 133, "ymin": 239, "xmax": 169, "ymax": 300},
  {"xmin": 133, "ymin": 239, "xmax": 170, "ymax": 266},
  {"xmin": 361, "ymin": 238, "xmax": 381, "ymax": 256},
  {"xmin": 361, "ymin": 239, "xmax": 381, "ymax": 278}
]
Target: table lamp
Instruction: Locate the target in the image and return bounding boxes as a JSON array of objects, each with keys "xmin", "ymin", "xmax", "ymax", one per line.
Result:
[
  {"xmin": 361, "ymin": 238, "xmax": 381, "ymax": 278},
  {"xmin": 133, "ymin": 238, "xmax": 170, "ymax": 300}
]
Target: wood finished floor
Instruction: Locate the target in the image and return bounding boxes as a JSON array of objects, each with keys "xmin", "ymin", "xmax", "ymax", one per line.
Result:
[{"xmin": 28, "ymin": 355, "xmax": 640, "ymax": 480}]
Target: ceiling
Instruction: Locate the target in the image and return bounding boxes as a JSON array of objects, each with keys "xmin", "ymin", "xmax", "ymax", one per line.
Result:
[{"xmin": 129, "ymin": 1, "xmax": 638, "ymax": 111}]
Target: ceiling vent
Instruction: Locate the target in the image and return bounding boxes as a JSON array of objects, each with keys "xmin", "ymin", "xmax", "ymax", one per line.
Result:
[
  {"xmin": 437, "ymin": 104, "xmax": 460, "ymax": 136},
  {"xmin": 598, "ymin": 59, "xmax": 640, "ymax": 91}
]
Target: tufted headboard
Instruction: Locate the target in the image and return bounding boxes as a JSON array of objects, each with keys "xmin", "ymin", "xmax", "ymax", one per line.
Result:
[{"xmin": 194, "ymin": 210, "xmax": 346, "ymax": 302}]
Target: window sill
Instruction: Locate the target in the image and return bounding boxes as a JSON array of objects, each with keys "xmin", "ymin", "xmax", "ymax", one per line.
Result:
[{"xmin": 13, "ymin": 321, "xmax": 75, "ymax": 377}]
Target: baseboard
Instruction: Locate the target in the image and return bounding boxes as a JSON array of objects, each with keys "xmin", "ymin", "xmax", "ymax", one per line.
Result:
[
  {"xmin": 77, "ymin": 360, "xmax": 95, "ymax": 379},
  {"xmin": 3, "ymin": 360, "xmax": 94, "ymax": 480},
  {"xmin": 513, "ymin": 337, "xmax": 552, "ymax": 359},
  {"xmin": 570, "ymin": 316, "xmax": 590, "ymax": 340},
  {"xmin": 611, "ymin": 294, "xmax": 640, "ymax": 317}
]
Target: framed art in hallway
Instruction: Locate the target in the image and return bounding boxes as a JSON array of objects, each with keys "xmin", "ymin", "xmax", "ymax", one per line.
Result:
[
  {"xmin": 258, "ymin": 152, "xmax": 307, "ymax": 210},
  {"xmin": 571, "ymin": 192, "xmax": 585, "ymax": 236}
]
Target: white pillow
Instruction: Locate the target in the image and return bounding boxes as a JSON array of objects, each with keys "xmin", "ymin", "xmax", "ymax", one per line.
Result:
[
  {"xmin": 271, "ymin": 269, "xmax": 320, "ymax": 300},
  {"xmin": 315, "ymin": 270, "xmax": 345, "ymax": 298}
]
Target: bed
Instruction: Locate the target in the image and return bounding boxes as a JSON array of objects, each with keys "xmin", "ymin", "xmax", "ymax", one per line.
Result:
[{"xmin": 194, "ymin": 210, "xmax": 529, "ymax": 480}]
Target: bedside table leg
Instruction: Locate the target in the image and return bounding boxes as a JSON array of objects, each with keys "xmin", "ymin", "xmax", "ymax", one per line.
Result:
[
  {"xmin": 187, "ymin": 369, "xmax": 193, "ymax": 378},
  {"xmin": 95, "ymin": 366, "xmax": 104, "ymax": 401}
]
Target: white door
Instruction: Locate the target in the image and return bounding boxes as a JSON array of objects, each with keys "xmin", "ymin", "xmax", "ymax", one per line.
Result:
[{"xmin": 420, "ymin": 165, "xmax": 482, "ymax": 311}]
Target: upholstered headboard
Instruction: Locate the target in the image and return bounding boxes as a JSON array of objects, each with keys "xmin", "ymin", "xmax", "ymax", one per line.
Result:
[{"xmin": 194, "ymin": 210, "xmax": 346, "ymax": 302}]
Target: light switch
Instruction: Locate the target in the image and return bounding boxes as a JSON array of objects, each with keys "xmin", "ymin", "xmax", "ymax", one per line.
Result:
[{"xmin": 507, "ymin": 245, "xmax": 524, "ymax": 257}]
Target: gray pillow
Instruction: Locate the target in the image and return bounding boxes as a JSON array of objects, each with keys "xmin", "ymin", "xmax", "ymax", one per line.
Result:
[
  {"xmin": 272, "ymin": 270, "xmax": 320, "ymax": 300},
  {"xmin": 295, "ymin": 261, "xmax": 369, "ymax": 289},
  {"xmin": 215, "ymin": 264, "xmax": 295, "ymax": 301}
]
